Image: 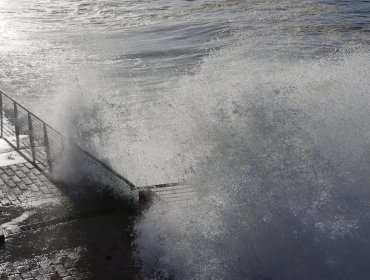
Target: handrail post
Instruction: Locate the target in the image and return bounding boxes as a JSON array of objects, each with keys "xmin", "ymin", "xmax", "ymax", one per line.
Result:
[
  {"xmin": 43, "ymin": 123, "xmax": 53, "ymax": 173},
  {"xmin": 14, "ymin": 102, "xmax": 19, "ymax": 150},
  {"xmin": 28, "ymin": 112, "xmax": 36, "ymax": 163},
  {"xmin": 0, "ymin": 92, "xmax": 3, "ymax": 138}
]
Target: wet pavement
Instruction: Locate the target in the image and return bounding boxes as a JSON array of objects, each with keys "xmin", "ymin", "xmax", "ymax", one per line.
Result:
[
  {"xmin": 0, "ymin": 142, "xmax": 140, "ymax": 279},
  {"xmin": 0, "ymin": 162, "xmax": 60, "ymax": 207}
]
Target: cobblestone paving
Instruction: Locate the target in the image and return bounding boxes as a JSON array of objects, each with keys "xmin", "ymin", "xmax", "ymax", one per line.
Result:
[
  {"xmin": 1, "ymin": 161, "xmax": 139, "ymax": 279},
  {"xmin": 0, "ymin": 163, "xmax": 62, "ymax": 207},
  {"xmin": 0, "ymin": 247, "xmax": 91, "ymax": 280},
  {"xmin": 0, "ymin": 239, "xmax": 137, "ymax": 280}
]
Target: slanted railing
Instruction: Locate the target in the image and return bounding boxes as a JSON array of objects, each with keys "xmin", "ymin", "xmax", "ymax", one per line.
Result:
[
  {"xmin": 0, "ymin": 91, "xmax": 62, "ymax": 174},
  {"xmin": 0, "ymin": 90, "xmax": 190, "ymax": 204},
  {"xmin": 0, "ymin": 90, "xmax": 137, "ymax": 197}
]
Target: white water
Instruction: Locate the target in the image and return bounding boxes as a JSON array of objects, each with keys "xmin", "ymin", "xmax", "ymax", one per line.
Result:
[
  {"xmin": 1, "ymin": 0, "xmax": 370, "ymax": 278},
  {"xmin": 134, "ymin": 48, "xmax": 370, "ymax": 279}
]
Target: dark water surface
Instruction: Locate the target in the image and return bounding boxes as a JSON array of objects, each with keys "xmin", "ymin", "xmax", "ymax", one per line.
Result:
[{"xmin": 0, "ymin": 0, "xmax": 369, "ymax": 100}]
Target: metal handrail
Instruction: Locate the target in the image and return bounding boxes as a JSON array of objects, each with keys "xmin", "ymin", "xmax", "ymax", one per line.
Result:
[
  {"xmin": 0, "ymin": 89, "xmax": 187, "ymax": 199},
  {"xmin": 139, "ymin": 182, "xmax": 184, "ymax": 190},
  {"xmin": 0, "ymin": 90, "xmax": 62, "ymax": 137},
  {"xmin": 0, "ymin": 89, "xmax": 137, "ymax": 192},
  {"xmin": 76, "ymin": 145, "xmax": 137, "ymax": 191}
]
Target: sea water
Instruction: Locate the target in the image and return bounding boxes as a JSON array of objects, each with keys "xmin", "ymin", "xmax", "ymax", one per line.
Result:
[{"xmin": 1, "ymin": 1, "xmax": 370, "ymax": 279}]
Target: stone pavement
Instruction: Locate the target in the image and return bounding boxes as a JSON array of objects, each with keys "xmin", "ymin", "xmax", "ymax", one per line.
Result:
[
  {"xmin": 0, "ymin": 247, "xmax": 89, "ymax": 280},
  {"xmin": 0, "ymin": 140, "xmax": 140, "ymax": 279},
  {"xmin": 0, "ymin": 162, "xmax": 61, "ymax": 208}
]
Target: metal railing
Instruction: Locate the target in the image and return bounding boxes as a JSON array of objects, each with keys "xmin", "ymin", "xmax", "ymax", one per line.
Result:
[{"xmin": 0, "ymin": 90, "xmax": 137, "ymax": 197}]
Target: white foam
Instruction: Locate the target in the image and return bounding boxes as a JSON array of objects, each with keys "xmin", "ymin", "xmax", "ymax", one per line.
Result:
[{"xmin": 133, "ymin": 49, "xmax": 370, "ymax": 279}]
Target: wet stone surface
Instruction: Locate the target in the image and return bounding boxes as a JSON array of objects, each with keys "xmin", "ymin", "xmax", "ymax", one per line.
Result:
[
  {"xmin": 1, "ymin": 161, "xmax": 140, "ymax": 279},
  {"xmin": 0, "ymin": 247, "xmax": 90, "ymax": 280},
  {"xmin": 0, "ymin": 163, "xmax": 62, "ymax": 207}
]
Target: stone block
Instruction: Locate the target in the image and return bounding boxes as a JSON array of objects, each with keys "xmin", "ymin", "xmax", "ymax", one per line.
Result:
[
  {"xmin": 25, "ymin": 162, "xmax": 34, "ymax": 169},
  {"xmin": 6, "ymin": 180, "xmax": 17, "ymax": 188},
  {"xmin": 12, "ymin": 176, "xmax": 21, "ymax": 183},
  {"xmin": 4, "ymin": 169, "xmax": 14, "ymax": 176},
  {"xmin": 27, "ymin": 172, "xmax": 37, "ymax": 181},
  {"xmin": 32, "ymin": 168, "xmax": 41, "ymax": 175},
  {"xmin": 15, "ymin": 170, "xmax": 25, "ymax": 178},
  {"xmin": 9, "ymin": 165, "xmax": 18, "ymax": 172},
  {"xmin": 1, "ymin": 174, "xmax": 8, "ymax": 181},
  {"xmin": 29, "ymin": 184, "xmax": 40, "ymax": 192},
  {"xmin": 40, "ymin": 176, "xmax": 48, "ymax": 182},
  {"xmin": 23, "ymin": 177, "xmax": 33, "ymax": 185},
  {"xmin": 35, "ymin": 181, "xmax": 44, "ymax": 188},
  {"xmin": 12, "ymin": 188, "xmax": 22, "ymax": 196},
  {"xmin": 18, "ymin": 182, "xmax": 28, "ymax": 191},
  {"xmin": 20, "ymin": 166, "xmax": 31, "ymax": 173}
]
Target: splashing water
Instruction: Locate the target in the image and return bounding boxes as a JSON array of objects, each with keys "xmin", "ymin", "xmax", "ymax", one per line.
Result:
[
  {"xmin": 1, "ymin": 0, "xmax": 370, "ymax": 278},
  {"xmin": 134, "ymin": 48, "xmax": 370, "ymax": 279}
]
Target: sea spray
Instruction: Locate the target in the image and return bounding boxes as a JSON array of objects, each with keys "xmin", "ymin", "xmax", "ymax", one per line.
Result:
[{"xmin": 134, "ymin": 49, "xmax": 370, "ymax": 279}]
